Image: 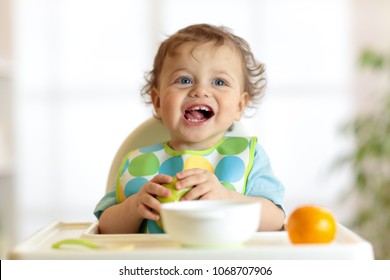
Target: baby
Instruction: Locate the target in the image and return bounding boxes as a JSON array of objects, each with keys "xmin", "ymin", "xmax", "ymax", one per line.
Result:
[{"xmin": 94, "ymin": 23, "xmax": 285, "ymax": 233}]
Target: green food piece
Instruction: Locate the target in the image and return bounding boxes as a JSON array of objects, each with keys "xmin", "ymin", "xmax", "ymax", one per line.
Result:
[
  {"xmin": 156, "ymin": 176, "xmax": 191, "ymax": 229},
  {"xmin": 157, "ymin": 176, "xmax": 191, "ymax": 203},
  {"xmin": 51, "ymin": 239, "xmax": 101, "ymax": 250}
]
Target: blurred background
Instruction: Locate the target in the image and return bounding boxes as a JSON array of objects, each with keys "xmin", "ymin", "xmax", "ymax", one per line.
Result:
[{"xmin": 1, "ymin": 0, "xmax": 389, "ymax": 259}]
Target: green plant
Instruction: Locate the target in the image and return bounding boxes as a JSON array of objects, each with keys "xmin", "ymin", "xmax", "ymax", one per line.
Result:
[{"xmin": 339, "ymin": 49, "xmax": 390, "ymax": 259}]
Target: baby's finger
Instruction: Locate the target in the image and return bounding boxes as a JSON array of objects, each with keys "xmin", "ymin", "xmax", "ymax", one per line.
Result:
[
  {"xmin": 140, "ymin": 194, "xmax": 163, "ymax": 214},
  {"xmin": 176, "ymin": 171, "xmax": 208, "ymax": 190},
  {"xmin": 138, "ymin": 203, "xmax": 160, "ymax": 221},
  {"xmin": 144, "ymin": 181, "xmax": 171, "ymax": 197},
  {"xmin": 150, "ymin": 174, "xmax": 173, "ymax": 184},
  {"xmin": 176, "ymin": 168, "xmax": 204, "ymax": 180},
  {"xmin": 181, "ymin": 183, "xmax": 209, "ymax": 201}
]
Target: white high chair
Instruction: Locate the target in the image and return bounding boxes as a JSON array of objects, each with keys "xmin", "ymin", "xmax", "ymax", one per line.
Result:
[{"xmin": 106, "ymin": 117, "xmax": 249, "ymax": 193}]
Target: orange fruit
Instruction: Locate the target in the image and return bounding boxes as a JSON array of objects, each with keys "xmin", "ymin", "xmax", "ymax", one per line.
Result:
[{"xmin": 286, "ymin": 205, "xmax": 337, "ymax": 244}]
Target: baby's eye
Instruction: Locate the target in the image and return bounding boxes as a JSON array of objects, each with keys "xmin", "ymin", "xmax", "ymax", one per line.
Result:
[
  {"xmin": 212, "ymin": 78, "xmax": 227, "ymax": 86},
  {"xmin": 176, "ymin": 76, "xmax": 193, "ymax": 85}
]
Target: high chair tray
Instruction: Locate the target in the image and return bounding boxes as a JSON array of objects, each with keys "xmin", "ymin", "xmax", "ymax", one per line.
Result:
[{"xmin": 8, "ymin": 221, "xmax": 374, "ymax": 260}]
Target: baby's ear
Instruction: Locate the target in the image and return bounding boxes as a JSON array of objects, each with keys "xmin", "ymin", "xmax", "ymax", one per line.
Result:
[
  {"xmin": 235, "ymin": 91, "xmax": 249, "ymax": 121},
  {"xmin": 151, "ymin": 88, "xmax": 162, "ymax": 118}
]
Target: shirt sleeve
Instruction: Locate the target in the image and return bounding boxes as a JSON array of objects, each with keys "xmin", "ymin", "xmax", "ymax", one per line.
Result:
[
  {"xmin": 245, "ymin": 143, "xmax": 285, "ymax": 213},
  {"xmin": 93, "ymin": 152, "xmax": 130, "ymax": 219},
  {"xmin": 93, "ymin": 190, "xmax": 117, "ymax": 219}
]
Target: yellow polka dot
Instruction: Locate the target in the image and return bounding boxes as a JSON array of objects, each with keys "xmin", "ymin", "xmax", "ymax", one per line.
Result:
[
  {"xmin": 184, "ymin": 155, "xmax": 214, "ymax": 172},
  {"xmin": 116, "ymin": 182, "xmax": 126, "ymax": 202}
]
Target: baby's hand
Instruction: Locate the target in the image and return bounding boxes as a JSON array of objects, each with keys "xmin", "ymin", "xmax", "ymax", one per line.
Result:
[
  {"xmin": 134, "ymin": 174, "xmax": 172, "ymax": 221},
  {"xmin": 176, "ymin": 169, "xmax": 232, "ymax": 200}
]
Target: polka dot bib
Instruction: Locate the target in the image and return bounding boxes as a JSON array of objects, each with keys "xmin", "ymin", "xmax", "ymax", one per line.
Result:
[{"xmin": 116, "ymin": 136, "xmax": 257, "ymax": 204}]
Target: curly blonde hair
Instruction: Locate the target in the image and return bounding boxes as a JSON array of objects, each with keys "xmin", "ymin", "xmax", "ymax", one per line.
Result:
[{"xmin": 141, "ymin": 23, "xmax": 266, "ymax": 111}]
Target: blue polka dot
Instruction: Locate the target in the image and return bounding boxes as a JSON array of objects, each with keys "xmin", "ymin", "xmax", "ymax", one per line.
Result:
[
  {"xmin": 140, "ymin": 143, "xmax": 163, "ymax": 153},
  {"xmin": 147, "ymin": 220, "xmax": 165, "ymax": 233},
  {"xmin": 215, "ymin": 156, "xmax": 245, "ymax": 183},
  {"xmin": 159, "ymin": 156, "xmax": 184, "ymax": 176},
  {"xmin": 121, "ymin": 160, "xmax": 129, "ymax": 176},
  {"xmin": 124, "ymin": 177, "xmax": 148, "ymax": 197}
]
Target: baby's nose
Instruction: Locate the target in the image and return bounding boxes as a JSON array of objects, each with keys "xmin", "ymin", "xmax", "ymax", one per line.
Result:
[{"xmin": 189, "ymin": 85, "xmax": 210, "ymax": 98}]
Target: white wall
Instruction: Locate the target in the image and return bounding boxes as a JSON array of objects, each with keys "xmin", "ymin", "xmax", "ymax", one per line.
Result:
[{"xmin": 8, "ymin": 0, "xmax": 354, "ymax": 245}]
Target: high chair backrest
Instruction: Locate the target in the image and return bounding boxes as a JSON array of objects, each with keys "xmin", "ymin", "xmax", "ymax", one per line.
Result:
[{"xmin": 106, "ymin": 117, "xmax": 249, "ymax": 193}]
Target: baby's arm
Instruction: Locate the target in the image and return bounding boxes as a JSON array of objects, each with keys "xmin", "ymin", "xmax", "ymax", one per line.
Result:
[
  {"xmin": 98, "ymin": 174, "xmax": 172, "ymax": 234},
  {"xmin": 229, "ymin": 194, "xmax": 285, "ymax": 231},
  {"xmin": 244, "ymin": 144, "xmax": 286, "ymax": 231},
  {"xmin": 98, "ymin": 194, "xmax": 142, "ymax": 234}
]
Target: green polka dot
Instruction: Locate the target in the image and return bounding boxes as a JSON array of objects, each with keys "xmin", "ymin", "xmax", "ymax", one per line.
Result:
[
  {"xmin": 128, "ymin": 153, "xmax": 160, "ymax": 176},
  {"xmin": 221, "ymin": 181, "xmax": 236, "ymax": 191},
  {"xmin": 217, "ymin": 137, "xmax": 248, "ymax": 155}
]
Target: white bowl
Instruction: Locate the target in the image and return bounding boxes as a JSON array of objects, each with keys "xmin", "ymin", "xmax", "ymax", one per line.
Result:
[{"xmin": 160, "ymin": 200, "xmax": 261, "ymax": 247}]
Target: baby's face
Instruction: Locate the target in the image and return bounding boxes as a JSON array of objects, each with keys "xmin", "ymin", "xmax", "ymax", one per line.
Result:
[{"xmin": 152, "ymin": 42, "xmax": 248, "ymax": 151}]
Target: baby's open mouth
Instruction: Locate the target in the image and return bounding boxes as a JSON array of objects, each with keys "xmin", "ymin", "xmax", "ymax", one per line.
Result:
[{"xmin": 184, "ymin": 105, "xmax": 214, "ymax": 123}]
